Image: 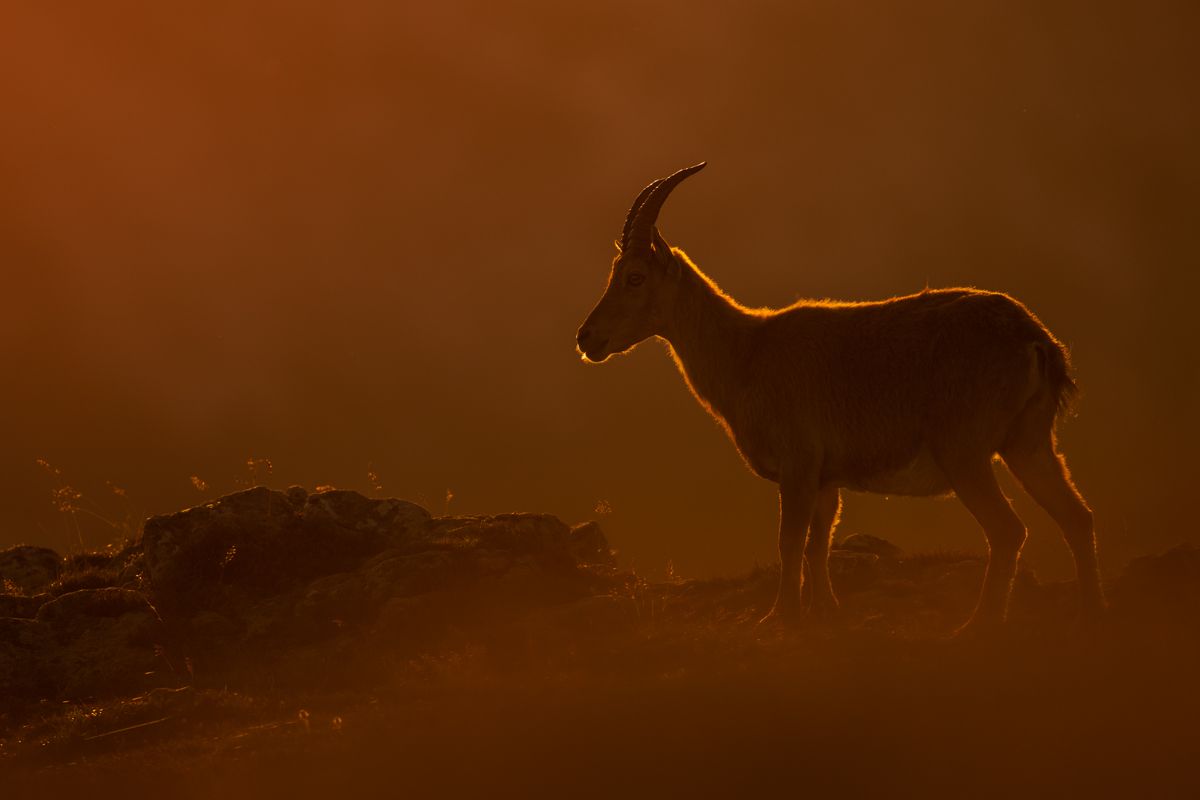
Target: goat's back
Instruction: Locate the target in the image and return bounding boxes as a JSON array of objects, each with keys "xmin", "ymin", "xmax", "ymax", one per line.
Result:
[{"xmin": 743, "ymin": 288, "xmax": 1073, "ymax": 481}]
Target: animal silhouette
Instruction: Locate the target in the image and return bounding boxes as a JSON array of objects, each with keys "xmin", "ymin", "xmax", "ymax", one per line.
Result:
[{"xmin": 577, "ymin": 163, "xmax": 1103, "ymax": 632}]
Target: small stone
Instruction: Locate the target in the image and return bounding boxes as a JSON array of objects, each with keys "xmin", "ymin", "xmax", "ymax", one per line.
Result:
[{"xmin": 834, "ymin": 533, "xmax": 904, "ymax": 560}]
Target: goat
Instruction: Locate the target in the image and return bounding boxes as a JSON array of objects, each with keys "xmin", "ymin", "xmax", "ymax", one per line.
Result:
[{"xmin": 576, "ymin": 163, "xmax": 1103, "ymax": 632}]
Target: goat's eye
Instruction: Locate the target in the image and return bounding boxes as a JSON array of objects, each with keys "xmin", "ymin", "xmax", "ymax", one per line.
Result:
[{"xmin": 627, "ymin": 273, "xmax": 645, "ymax": 287}]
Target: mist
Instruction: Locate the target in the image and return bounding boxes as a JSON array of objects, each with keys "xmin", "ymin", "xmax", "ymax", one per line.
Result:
[{"xmin": 3, "ymin": 0, "xmax": 1198, "ymax": 581}]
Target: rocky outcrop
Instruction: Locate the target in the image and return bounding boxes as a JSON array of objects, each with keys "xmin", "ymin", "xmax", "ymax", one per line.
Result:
[
  {"xmin": 1, "ymin": 487, "xmax": 615, "ymax": 707},
  {"xmin": 10, "ymin": 483, "xmax": 1194, "ymax": 714}
]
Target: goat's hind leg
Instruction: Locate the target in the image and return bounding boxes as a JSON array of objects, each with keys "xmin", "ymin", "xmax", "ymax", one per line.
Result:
[
  {"xmin": 945, "ymin": 457, "xmax": 1028, "ymax": 634},
  {"xmin": 1002, "ymin": 440, "xmax": 1105, "ymax": 619}
]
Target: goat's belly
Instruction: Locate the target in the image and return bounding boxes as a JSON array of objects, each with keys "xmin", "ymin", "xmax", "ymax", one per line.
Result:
[{"xmin": 845, "ymin": 450, "xmax": 952, "ymax": 497}]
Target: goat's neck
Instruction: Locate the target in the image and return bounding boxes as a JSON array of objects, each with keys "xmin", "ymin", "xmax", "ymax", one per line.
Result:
[{"xmin": 661, "ymin": 261, "xmax": 753, "ymax": 420}]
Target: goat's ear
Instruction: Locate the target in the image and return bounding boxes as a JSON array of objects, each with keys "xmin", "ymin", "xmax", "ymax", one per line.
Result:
[{"xmin": 652, "ymin": 227, "xmax": 680, "ymax": 277}]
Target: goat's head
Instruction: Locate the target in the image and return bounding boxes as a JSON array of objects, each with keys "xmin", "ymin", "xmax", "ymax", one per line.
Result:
[{"xmin": 576, "ymin": 162, "xmax": 706, "ymax": 363}]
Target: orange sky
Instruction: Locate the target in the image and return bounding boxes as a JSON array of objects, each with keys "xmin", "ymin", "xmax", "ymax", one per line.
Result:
[{"xmin": 2, "ymin": 0, "xmax": 1197, "ymax": 580}]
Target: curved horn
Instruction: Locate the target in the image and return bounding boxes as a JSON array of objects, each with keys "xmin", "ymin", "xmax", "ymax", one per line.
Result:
[
  {"xmin": 619, "ymin": 179, "xmax": 663, "ymax": 252},
  {"xmin": 624, "ymin": 162, "xmax": 706, "ymax": 256}
]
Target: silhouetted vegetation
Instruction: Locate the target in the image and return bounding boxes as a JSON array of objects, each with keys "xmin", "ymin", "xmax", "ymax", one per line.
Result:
[{"xmin": 2, "ymin": 488, "xmax": 1198, "ymax": 797}]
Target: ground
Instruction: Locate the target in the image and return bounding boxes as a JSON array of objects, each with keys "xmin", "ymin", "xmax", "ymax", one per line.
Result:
[{"xmin": 1, "ymin": 488, "xmax": 1198, "ymax": 798}]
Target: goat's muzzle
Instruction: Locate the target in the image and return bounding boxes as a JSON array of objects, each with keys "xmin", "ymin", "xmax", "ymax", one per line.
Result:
[{"xmin": 576, "ymin": 326, "xmax": 609, "ymax": 362}]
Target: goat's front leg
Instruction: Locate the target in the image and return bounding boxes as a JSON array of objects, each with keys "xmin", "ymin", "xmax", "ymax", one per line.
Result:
[
  {"xmin": 804, "ymin": 485, "xmax": 842, "ymax": 617},
  {"xmin": 760, "ymin": 473, "xmax": 819, "ymax": 625}
]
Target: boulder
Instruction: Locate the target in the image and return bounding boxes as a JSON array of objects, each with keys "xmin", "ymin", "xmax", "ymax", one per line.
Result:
[
  {"xmin": 36, "ymin": 588, "xmax": 165, "ymax": 700},
  {"xmin": 291, "ymin": 512, "xmax": 604, "ymax": 636},
  {"xmin": 0, "ymin": 545, "xmax": 61, "ymax": 593},
  {"xmin": 260, "ymin": 512, "xmax": 606, "ymax": 645},
  {"xmin": 188, "ymin": 610, "xmax": 244, "ymax": 644},
  {"xmin": 0, "ymin": 617, "xmax": 53, "ymax": 705},
  {"xmin": 570, "ymin": 521, "xmax": 616, "ymax": 566},
  {"xmin": 36, "ymin": 587, "xmax": 160, "ymax": 633},
  {"xmin": 0, "ymin": 589, "xmax": 165, "ymax": 706},
  {"xmin": 0, "ymin": 592, "xmax": 51, "ymax": 619},
  {"xmin": 140, "ymin": 487, "xmax": 429, "ymax": 613},
  {"xmin": 834, "ymin": 533, "xmax": 903, "ymax": 560},
  {"xmin": 288, "ymin": 551, "xmax": 456, "ymax": 637}
]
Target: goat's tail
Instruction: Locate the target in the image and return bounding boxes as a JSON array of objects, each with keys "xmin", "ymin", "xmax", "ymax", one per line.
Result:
[
  {"xmin": 1033, "ymin": 335, "xmax": 1079, "ymax": 420},
  {"xmin": 1004, "ymin": 336, "xmax": 1078, "ymax": 454}
]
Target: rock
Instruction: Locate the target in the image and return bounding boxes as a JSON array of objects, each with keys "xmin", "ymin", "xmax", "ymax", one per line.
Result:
[
  {"xmin": 570, "ymin": 521, "xmax": 616, "ymax": 566},
  {"xmin": 0, "ymin": 592, "xmax": 51, "ymax": 618},
  {"xmin": 0, "ymin": 617, "xmax": 53, "ymax": 705},
  {"xmin": 292, "ymin": 570, "xmax": 375, "ymax": 635},
  {"xmin": 1117, "ymin": 543, "xmax": 1200, "ymax": 612},
  {"xmin": 834, "ymin": 533, "xmax": 903, "ymax": 560},
  {"xmin": 63, "ymin": 552, "xmax": 115, "ymax": 572},
  {"xmin": 366, "ymin": 550, "xmax": 473, "ymax": 596},
  {"xmin": 37, "ymin": 587, "xmax": 159, "ymax": 626},
  {"xmin": 302, "ymin": 490, "xmax": 430, "ymax": 541},
  {"xmin": 0, "ymin": 545, "xmax": 61, "ymax": 593},
  {"xmin": 292, "ymin": 549, "xmax": 472, "ymax": 635},
  {"xmin": 0, "ymin": 589, "xmax": 166, "ymax": 703},
  {"xmin": 50, "ymin": 615, "xmax": 165, "ymax": 700},
  {"xmin": 117, "ymin": 550, "xmax": 148, "ymax": 586},
  {"xmin": 375, "ymin": 595, "xmax": 432, "ymax": 635},
  {"xmin": 140, "ymin": 487, "xmax": 418, "ymax": 613},
  {"xmin": 829, "ymin": 551, "xmax": 882, "ymax": 592},
  {"xmin": 416, "ymin": 514, "xmax": 576, "ymax": 562},
  {"xmin": 131, "ymin": 487, "xmax": 598, "ymax": 653},
  {"xmin": 37, "ymin": 589, "xmax": 163, "ymax": 694},
  {"xmin": 240, "ymin": 592, "xmax": 305, "ymax": 644},
  {"xmin": 188, "ymin": 610, "xmax": 244, "ymax": 643},
  {"xmin": 36, "ymin": 588, "xmax": 163, "ymax": 652},
  {"xmin": 287, "ymin": 515, "xmax": 599, "ymax": 642}
]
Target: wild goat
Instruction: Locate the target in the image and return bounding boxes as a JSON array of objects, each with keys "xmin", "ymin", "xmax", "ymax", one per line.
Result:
[{"xmin": 576, "ymin": 163, "xmax": 1103, "ymax": 632}]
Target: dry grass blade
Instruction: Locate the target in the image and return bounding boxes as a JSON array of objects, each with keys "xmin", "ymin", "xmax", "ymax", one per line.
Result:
[{"xmin": 81, "ymin": 716, "xmax": 172, "ymax": 742}]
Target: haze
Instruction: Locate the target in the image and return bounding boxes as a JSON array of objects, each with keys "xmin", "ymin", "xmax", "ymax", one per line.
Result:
[{"xmin": 2, "ymin": 0, "xmax": 1197, "ymax": 581}]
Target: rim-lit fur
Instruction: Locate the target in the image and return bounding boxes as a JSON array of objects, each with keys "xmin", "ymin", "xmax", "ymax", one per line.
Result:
[{"xmin": 577, "ymin": 167, "xmax": 1103, "ymax": 632}]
